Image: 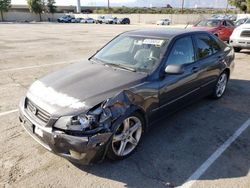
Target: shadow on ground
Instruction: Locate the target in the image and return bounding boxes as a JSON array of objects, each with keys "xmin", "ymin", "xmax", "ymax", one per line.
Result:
[{"xmin": 72, "ymin": 79, "xmax": 250, "ymax": 188}]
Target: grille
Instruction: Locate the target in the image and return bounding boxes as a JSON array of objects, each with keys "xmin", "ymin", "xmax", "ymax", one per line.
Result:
[
  {"xmin": 240, "ymin": 30, "xmax": 250, "ymax": 37},
  {"xmin": 26, "ymin": 98, "xmax": 51, "ymax": 124}
]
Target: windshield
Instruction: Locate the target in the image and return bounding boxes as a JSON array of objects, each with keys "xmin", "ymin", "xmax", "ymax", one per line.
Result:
[
  {"xmin": 93, "ymin": 35, "xmax": 169, "ymax": 73},
  {"xmin": 196, "ymin": 20, "xmax": 221, "ymax": 27},
  {"xmin": 235, "ymin": 18, "xmax": 248, "ymax": 26}
]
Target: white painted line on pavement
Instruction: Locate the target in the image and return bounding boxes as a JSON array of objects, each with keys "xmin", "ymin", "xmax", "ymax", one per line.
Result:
[
  {"xmin": 0, "ymin": 109, "xmax": 18, "ymax": 117},
  {"xmin": 0, "ymin": 59, "xmax": 81, "ymax": 73},
  {"xmin": 179, "ymin": 118, "xmax": 250, "ymax": 188}
]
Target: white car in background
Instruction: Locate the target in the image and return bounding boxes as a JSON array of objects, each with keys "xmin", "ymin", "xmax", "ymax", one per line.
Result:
[
  {"xmin": 81, "ymin": 18, "xmax": 95, "ymax": 23},
  {"xmin": 156, "ymin": 18, "xmax": 171, "ymax": 25},
  {"xmin": 230, "ymin": 18, "xmax": 250, "ymax": 52}
]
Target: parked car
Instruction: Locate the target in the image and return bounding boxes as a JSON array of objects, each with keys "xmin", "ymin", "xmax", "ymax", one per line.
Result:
[
  {"xmin": 156, "ymin": 18, "xmax": 171, "ymax": 25},
  {"xmin": 71, "ymin": 18, "xmax": 83, "ymax": 23},
  {"xmin": 96, "ymin": 16, "xmax": 116, "ymax": 24},
  {"xmin": 104, "ymin": 16, "xmax": 117, "ymax": 24},
  {"xmin": 19, "ymin": 29, "xmax": 234, "ymax": 165},
  {"xmin": 81, "ymin": 17, "xmax": 95, "ymax": 24},
  {"xmin": 116, "ymin": 18, "xmax": 130, "ymax": 24},
  {"xmin": 193, "ymin": 19, "xmax": 235, "ymax": 41},
  {"xmin": 235, "ymin": 17, "xmax": 249, "ymax": 27},
  {"xmin": 230, "ymin": 18, "xmax": 250, "ymax": 52},
  {"xmin": 57, "ymin": 15, "xmax": 74, "ymax": 23},
  {"xmin": 211, "ymin": 14, "xmax": 237, "ymax": 21}
]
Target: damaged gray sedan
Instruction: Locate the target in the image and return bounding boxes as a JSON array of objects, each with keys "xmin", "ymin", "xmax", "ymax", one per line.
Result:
[{"xmin": 19, "ymin": 29, "xmax": 234, "ymax": 164}]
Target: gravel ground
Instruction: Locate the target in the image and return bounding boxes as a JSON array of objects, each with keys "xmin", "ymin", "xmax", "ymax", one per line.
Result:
[{"xmin": 0, "ymin": 23, "xmax": 249, "ymax": 188}]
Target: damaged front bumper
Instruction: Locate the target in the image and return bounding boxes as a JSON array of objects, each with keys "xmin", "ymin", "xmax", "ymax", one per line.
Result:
[
  {"xmin": 19, "ymin": 90, "xmax": 141, "ymax": 165},
  {"xmin": 19, "ymin": 101, "xmax": 112, "ymax": 165}
]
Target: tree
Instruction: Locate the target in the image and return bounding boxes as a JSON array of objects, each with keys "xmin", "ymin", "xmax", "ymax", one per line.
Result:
[
  {"xmin": 46, "ymin": 0, "xmax": 56, "ymax": 21},
  {"xmin": 247, "ymin": 0, "xmax": 250, "ymax": 12},
  {"xmin": 228, "ymin": 0, "xmax": 249, "ymax": 13},
  {"xmin": 46, "ymin": 0, "xmax": 56, "ymax": 14},
  {"xmin": 27, "ymin": 0, "xmax": 45, "ymax": 21},
  {"xmin": 0, "ymin": 0, "xmax": 11, "ymax": 21}
]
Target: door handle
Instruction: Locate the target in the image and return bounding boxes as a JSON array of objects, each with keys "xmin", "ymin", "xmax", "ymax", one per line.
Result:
[{"xmin": 192, "ymin": 66, "xmax": 199, "ymax": 73}]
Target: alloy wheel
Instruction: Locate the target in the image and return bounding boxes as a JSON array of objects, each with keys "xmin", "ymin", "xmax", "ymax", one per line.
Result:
[
  {"xmin": 216, "ymin": 73, "xmax": 228, "ymax": 97},
  {"xmin": 111, "ymin": 116, "xmax": 142, "ymax": 157}
]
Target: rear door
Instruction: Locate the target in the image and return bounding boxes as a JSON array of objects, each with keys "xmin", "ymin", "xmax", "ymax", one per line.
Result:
[{"xmin": 193, "ymin": 33, "xmax": 223, "ymax": 92}]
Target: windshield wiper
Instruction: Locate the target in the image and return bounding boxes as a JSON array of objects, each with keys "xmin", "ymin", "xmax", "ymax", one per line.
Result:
[
  {"xmin": 104, "ymin": 63, "xmax": 136, "ymax": 72},
  {"xmin": 90, "ymin": 57, "xmax": 136, "ymax": 72}
]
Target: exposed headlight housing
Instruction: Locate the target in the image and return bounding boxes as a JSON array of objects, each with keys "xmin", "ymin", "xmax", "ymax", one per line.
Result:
[
  {"xmin": 54, "ymin": 115, "xmax": 92, "ymax": 132},
  {"xmin": 53, "ymin": 107, "xmax": 112, "ymax": 133}
]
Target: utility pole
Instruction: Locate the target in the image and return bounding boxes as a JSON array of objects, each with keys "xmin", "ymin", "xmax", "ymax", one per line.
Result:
[
  {"xmin": 108, "ymin": 0, "xmax": 110, "ymax": 13},
  {"xmin": 181, "ymin": 0, "xmax": 185, "ymax": 14},
  {"xmin": 76, "ymin": 0, "xmax": 81, "ymax": 13},
  {"xmin": 225, "ymin": 0, "xmax": 229, "ymax": 14}
]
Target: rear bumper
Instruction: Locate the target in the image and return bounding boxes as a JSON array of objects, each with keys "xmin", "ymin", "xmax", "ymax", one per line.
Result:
[
  {"xmin": 19, "ymin": 98, "xmax": 112, "ymax": 165},
  {"xmin": 230, "ymin": 37, "xmax": 250, "ymax": 49}
]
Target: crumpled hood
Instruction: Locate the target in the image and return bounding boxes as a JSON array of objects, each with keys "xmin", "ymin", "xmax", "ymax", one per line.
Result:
[{"xmin": 27, "ymin": 61, "xmax": 146, "ymax": 117}]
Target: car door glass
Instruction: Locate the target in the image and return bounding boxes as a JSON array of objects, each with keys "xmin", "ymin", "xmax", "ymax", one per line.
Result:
[
  {"xmin": 226, "ymin": 20, "xmax": 234, "ymax": 27},
  {"xmin": 195, "ymin": 34, "xmax": 214, "ymax": 60},
  {"xmin": 166, "ymin": 36, "xmax": 195, "ymax": 65},
  {"xmin": 209, "ymin": 37, "xmax": 221, "ymax": 53}
]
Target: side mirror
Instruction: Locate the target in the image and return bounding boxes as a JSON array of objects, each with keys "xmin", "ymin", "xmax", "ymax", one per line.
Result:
[{"xmin": 164, "ymin": 64, "xmax": 184, "ymax": 75}]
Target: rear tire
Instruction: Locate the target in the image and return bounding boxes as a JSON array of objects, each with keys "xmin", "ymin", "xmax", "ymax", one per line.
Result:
[
  {"xmin": 211, "ymin": 72, "xmax": 228, "ymax": 99},
  {"xmin": 107, "ymin": 112, "xmax": 145, "ymax": 161}
]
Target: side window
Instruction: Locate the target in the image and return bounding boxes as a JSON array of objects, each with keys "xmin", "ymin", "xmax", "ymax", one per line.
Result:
[
  {"xmin": 209, "ymin": 37, "xmax": 221, "ymax": 53},
  {"xmin": 226, "ymin": 20, "xmax": 234, "ymax": 27},
  {"xmin": 166, "ymin": 36, "xmax": 195, "ymax": 65},
  {"xmin": 195, "ymin": 34, "xmax": 215, "ymax": 60}
]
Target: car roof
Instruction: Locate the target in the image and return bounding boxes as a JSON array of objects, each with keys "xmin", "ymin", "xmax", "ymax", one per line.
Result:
[{"xmin": 122, "ymin": 28, "xmax": 208, "ymax": 39}]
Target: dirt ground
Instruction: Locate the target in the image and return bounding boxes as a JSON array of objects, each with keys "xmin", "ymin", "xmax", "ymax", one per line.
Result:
[{"xmin": 0, "ymin": 23, "xmax": 249, "ymax": 188}]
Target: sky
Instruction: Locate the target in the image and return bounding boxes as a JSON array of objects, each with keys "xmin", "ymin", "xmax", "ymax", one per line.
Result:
[{"xmin": 11, "ymin": 0, "xmax": 230, "ymax": 8}]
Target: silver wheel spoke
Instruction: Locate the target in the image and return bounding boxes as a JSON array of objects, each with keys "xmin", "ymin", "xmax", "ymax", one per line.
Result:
[
  {"xmin": 123, "ymin": 118, "xmax": 130, "ymax": 132},
  {"xmin": 129, "ymin": 122, "xmax": 140, "ymax": 135},
  {"xmin": 128, "ymin": 136, "xmax": 138, "ymax": 146},
  {"xmin": 118, "ymin": 141, "xmax": 127, "ymax": 155},
  {"xmin": 113, "ymin": 134, "xmax": 123, "ymax": 143}
]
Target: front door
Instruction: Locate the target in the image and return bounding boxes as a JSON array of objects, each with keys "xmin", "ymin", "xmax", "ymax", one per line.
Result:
[{"xmin": 158, "ymin": 36, "xmax": 201, "ymax": 114}]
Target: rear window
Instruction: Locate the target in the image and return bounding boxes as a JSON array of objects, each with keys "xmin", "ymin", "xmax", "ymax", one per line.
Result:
[{"xmin": 196, "ymin": 20, "xmax": 221, "ymax": 27}]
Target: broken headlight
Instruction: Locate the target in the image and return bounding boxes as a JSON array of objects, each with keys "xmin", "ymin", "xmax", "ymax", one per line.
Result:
[
  {"xmin": 54, "ymin": 115, "xmax": 94, "ymax": 132},
  {"xmin": 53, "ymin": 108, "xmax": 112, "ymax": 132}
]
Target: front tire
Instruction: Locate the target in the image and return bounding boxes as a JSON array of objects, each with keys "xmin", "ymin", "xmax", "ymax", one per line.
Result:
[
  {"xmin": 211, "ymin": 72, "xmax": 228, "ymax": 99},
  {"xmin": 107, "ymin": 112, "xmax": 144, "ymax": 161}
]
